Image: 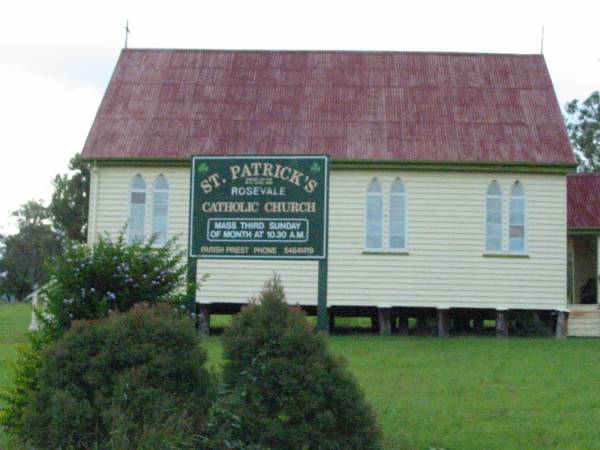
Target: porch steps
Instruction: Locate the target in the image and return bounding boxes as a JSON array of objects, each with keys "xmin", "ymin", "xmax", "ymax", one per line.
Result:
[{"xmin": 568, "ymin": 307, "xmax": 600, "ymax": 337}]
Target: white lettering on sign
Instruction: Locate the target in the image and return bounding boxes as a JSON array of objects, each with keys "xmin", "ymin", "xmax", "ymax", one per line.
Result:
[
  {"xmin": 269, "ymin": 221, "xmax": 301, "ymax": 231},
  {"xmin": 263, "ymin": 202, "xmax": 316, "ymax": 213},
  {"xmin": 240, "ymin": 221, "xmax": 264, "ymax": 230},
  {"xmin": 225, "ymin": 246, "xmax": 250, "ymax": 254},
  {"xmin": 225, "ymin": 163, "xmax": 318, "ymax": 193},
  {"xmin": 207, "ymin": 218, "xmax": 309, "ymax": 243},
  {"xmin": 253, "ymin": 246, "xmax": 277, "ymax": 255},
  {"xmin": 201, "ymin": 202, "xmax": 260, "ymax": 213},
  {"xmin": 231, "ymin": 186, "xmax": 286, "ymax": 196},
  {"xmin": 213, "ymin": 221, "xmax": 237, "ymax": 230}
]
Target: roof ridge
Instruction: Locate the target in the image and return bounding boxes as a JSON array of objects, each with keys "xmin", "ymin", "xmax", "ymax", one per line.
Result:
[{"xmin": 121, "ymin": 48, "xmax": 543, "ymax": 58}]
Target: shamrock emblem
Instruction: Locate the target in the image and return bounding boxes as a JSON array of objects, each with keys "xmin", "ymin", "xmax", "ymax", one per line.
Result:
[
  {"xmin": 310, "ymin": 162, "xmax": 321, "ymax": 173},
  {"xmin": 197, "ymin": 162, "xmax": 209, "ymax": 174}
]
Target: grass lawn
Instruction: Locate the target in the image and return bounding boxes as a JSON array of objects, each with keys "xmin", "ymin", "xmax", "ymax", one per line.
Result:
[
  {"xmin": 0, "ymin": 303, "xmax": 31, "ymax": 389},
  {"xmin": 0, "ymin": 303, "xmax": 32, "ymax": 449},
  {"xmin": 2, "ymin": 303, "xmax": 600, "ymax": 449}
]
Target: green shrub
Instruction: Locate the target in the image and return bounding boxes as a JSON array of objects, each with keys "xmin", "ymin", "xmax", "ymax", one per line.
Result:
[
  {"xmin": 22, "ymin": 305, "xmax": 212, "ymax": 449},
  {"xmin": 40, "ymin": 232, "xmax": 193, "ymax": 340},
  {"xmin": 205, "ymin": 275, "xmax": 381, "ymax": 450},
  {"xmin": 1, "ymin": 232, "xmax": 198, "ymax": 441},
  {"xmin": 0, "ymin": 332, "xmax": 46, "ymax": 439}
]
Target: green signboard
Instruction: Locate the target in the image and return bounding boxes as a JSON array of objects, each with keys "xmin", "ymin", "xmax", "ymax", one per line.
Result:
[{"xmin": 189, "ymin": 155, "xmax": 329, "ymax": 260}]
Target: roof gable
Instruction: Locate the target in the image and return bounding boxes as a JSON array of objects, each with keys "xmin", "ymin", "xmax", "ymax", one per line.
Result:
[{"xmin": 82, "ymin": 49, "xmax": 575, "ymax": 166}]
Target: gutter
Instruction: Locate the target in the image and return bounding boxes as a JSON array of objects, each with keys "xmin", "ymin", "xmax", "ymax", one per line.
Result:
[{"xmin": 82, "ymin": 156, "xmax": 577, "ymax": 175}]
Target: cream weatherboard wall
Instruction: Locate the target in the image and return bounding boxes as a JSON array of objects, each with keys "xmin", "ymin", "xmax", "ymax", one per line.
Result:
[{"xmin": 89, "ymin": 165, "xmax": 567, "ymax": 311}]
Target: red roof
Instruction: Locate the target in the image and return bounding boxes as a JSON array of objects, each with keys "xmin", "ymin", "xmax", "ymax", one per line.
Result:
[
  {"xmin": 82, "ymin": 49, "xmax": 575, "ymax": 165},
  {"xmin": 568, "ymin": 174, "xmax": 600, "ymax": 229}
]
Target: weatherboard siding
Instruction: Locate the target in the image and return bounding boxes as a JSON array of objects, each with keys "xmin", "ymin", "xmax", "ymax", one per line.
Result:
[
  {"xmin": 91, "ymin": 167, "xmax": 191, "ymax": 248},
  {"xmin": 91, "ymin": 166, "xmax": 567, "ymax": 310},
  {"xmin": 328, "ymin": 171, "xmax": 566, "ymax": 310}
]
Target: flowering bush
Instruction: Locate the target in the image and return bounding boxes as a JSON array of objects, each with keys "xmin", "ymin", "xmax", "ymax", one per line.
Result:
[
  {"xmin": 40, "ymin": 232, "xmax": 193, "ymax": 339},
  {"xmin": 0, "ymin": 232, "xmax": 198, "ymax": 441}
]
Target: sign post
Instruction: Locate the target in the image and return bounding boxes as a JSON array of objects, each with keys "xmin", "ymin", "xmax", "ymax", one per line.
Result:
[{"xmin": 189, "ymin": 155, "xmax": 330, "ymax": 333}]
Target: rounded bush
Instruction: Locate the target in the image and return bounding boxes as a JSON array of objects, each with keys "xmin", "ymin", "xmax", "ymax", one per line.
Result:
[
  {"xmin": 22, "ymin": 305, "xmax": 212, "ymax": 449},
  {"xmin": 207, "ymin": 276, "xmax": 381, "ymax": 450}
]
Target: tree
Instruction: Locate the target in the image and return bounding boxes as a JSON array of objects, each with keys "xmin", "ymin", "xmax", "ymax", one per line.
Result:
[
  {"xmin": 565, "ymin": 91, "xmax": 600, "ymax": 172},
  {"xmin": 0, "ymin": 153, "xmax": 90, "ymax": 299},
  {"xmin": 13, "ymin": 200, "xmax": 49, "ymax": 228},
  {"xmin": 0, "ymin": 201, "xmax": 61, "ymax": 300},
  {"xmin": 49, "ymin": 153, "xmax": 90, "ymax": 242}
]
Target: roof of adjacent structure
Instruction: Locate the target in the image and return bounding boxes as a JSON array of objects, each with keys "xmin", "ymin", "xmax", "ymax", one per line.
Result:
[
  {"xmin": 567, "ymin": 173, "xmax": 600, "ymax": 229},
  {"xmin": 82, "ymin": 49, "xmax": 575, "ymax": 166}
]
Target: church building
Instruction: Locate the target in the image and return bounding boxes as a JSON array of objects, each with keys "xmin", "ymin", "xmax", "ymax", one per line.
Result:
[{"xmin": 81, "ymin": 49, "xmax": 600, "ymax": 336}]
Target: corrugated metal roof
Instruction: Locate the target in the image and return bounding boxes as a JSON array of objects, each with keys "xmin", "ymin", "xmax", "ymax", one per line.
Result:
[
  {"xmin": 82, "ymin": 49, "xmax": 575, "ymax": 165},
  {"xmin": 568, "ymin": 173, "xmax": 600, "ymax": 229}
]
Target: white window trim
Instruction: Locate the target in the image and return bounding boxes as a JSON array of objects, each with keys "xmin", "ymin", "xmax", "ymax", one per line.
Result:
[
  {"xmin": 364, "ymin": 178, "xmax": 384, "ymax": 251},
  {"xmin": 485, "ymin": 181, "xmax": 503, "ymax": 253},
  {"xmin": 363, "ymin": 177, "xmax": 409, "ymax": 253},
  {"xmin": 483, "ymin": 181, "xmax": 529, "ymax": 257},
  {"xmin": 151, "ymin": 174, "xmax": 170, "ymax": 247},
  {"xmin": 388, "ymin": 178, "xmax": 408, "ymax": 251},
  {"xmin": 508, "ymin": 181, "xmax": 528, "ymax": 254},
  {"xmin": 128, "ymin": 174, "xmax": 147, "ymax": 244}
]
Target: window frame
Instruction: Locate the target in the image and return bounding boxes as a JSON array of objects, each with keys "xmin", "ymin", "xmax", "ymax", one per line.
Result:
[
  {"xmin": 128, "ymin": 174, "xmax": 147, "ymax": 244},
  {"xmin": 485, "ymin": 180, "xmax": 503, "ymax": 253},
  {"xmin": 388, "ymin": 177, "xmax": 407, "ymax": 251},
  {"xmin": 364, "ymin": 178, "xmax": 384, "ymax": 251},
  {"xmin": 151, "ymin": 174, "xmax": 169, "ymax": 247},
  {"xmin": 508, "ymin": 181, "xmax": 528, "ymax": 253}
]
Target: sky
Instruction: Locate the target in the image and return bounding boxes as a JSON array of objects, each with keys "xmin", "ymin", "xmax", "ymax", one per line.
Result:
[{"xmin": 0, "ymin": 0, "xmax": 598, "ymax": 234}]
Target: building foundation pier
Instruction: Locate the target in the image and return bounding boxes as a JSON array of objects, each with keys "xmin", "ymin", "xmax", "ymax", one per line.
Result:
[
  {"xmin": 556, "ymin": 310, "xmax": 568, "ymax": 338},
  {"xmin": 378, "ymin": 307, "xmax": 392, "ymax": 336},
  {"xmin": 496, "ymin": 309, "xmax": 509, "ymax": 337},
  {"xmin": 437, "ymin": 308, "xmax": 450, "ymax": 337}
]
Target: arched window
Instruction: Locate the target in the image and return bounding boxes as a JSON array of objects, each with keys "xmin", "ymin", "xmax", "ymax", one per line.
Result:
[
  {"xmin": 152, "ymin": 174, "xmax": 169, "ymax": 246},
  {"xmin": 128, "ymin": 175, "xmax": 146, "ymax": 244},
  {"xmin": 365, "ymin": 178, "xmax": 383, "ymax": 249},
  {"xmin": 485, "ymin": 181, "xmax": 503, "ymax": 252},
  {"xmin": 389, "ymin": 178, "xmax": 406, "ymax": 249},
  {"xmin": 509, "ymin": 182, "xmax": 527, "ymax": 252}
]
